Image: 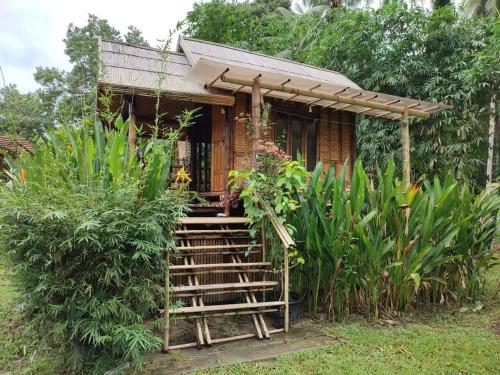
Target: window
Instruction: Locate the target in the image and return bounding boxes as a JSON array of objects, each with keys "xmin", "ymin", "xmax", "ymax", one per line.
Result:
[
  {"xmin": 291, "ymin": 118, "xmax": 302, "ymax": 159},
  {"xmin": 306, "ymin": 120, "xmax": 318, "ymax": 171},
  {"xmin": 275, "ymin": 113, "xmax": 288, "ymax": 152},
  {"xmin": 274, "ymin": 113, "xmax": 318, "ymax": 171}
]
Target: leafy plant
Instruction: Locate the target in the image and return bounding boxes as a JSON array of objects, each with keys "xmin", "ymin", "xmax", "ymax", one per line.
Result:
[
  {"xmin": 228, "ymin": 141, "xmax": 308, "ymax": 264},
  {"xmin": 0, "ymin": 113, "xmax": 193, "ymax": 373},
  {"xmin": 291, "ymin": 159, "xmax": 499, "ymax": 318}
]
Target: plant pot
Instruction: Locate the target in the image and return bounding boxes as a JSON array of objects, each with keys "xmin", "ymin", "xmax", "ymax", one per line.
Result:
[{"xmin": 269, "ymin": 291, "xmax": 302, "ymax": 328}]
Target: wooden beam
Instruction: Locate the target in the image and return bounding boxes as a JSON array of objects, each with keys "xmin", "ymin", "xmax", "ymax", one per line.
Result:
[
  {"xmin": 220, "ymin": 76, "xmax": 431, "ymax": 118},
  {"xmin": 208, "ymin": 68, "xmax": 230, "ymax": 87}
]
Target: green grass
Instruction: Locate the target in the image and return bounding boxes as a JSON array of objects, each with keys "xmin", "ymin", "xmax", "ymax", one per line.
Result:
[
  {"xmin": 197, "ymin": 265, "xmax": 500, "ymax": 375},
  {"xmin": 0, "ymin": 270, "xmax": 58, "ymax": 375}
]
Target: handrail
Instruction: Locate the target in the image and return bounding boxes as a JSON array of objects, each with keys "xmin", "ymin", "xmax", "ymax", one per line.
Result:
[
  {"xmin": 260, "ymin": 200, "xmax": 295, "ymax": 250},
  {"xmin": 258, "ymin": 198, "xmax": 292, "ymax": 335}
]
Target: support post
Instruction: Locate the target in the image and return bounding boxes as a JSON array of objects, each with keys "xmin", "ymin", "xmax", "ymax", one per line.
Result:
[
  {"xmin": 163, "ymin": 251, "xmax": 170, "ymax": 353},
  {"xmin": 401, "ymin": 108, "xmax": 410, "ymax": 191},
  {"xmin": 128, "ymin": 99, "xmax": 137, "ymax": 156},
  {"xmin": 284, "ymin": 245, "xmax": 289, "ymax": 335},
  {"xmin": 252, "ymin": 78, "xmax": 261, "ymax": 162},
  {"xmin": 486, "ymin": 93, "xmax": 496, "ymax": 184},
  {"xmin": 401, "ymin": 108, "xmax": 411, "ymax": 236}
]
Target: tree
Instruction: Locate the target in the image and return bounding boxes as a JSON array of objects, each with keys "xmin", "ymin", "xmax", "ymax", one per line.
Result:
[
  {"xmin": 63, "ymin": 14, "xmax": 122, "ymax": 121},
  {"xmin": 466, "ymin": 18, "xmax": 500, "ymax": 182},
  {"xmin": 185, "ymin": 0, "xmax": 290, "ymax": 54},
  {"xmin": 462, "ymin": 0, "xmax": 499, "ymax": 17},
  {"xmin": 33, "ymin": 67, "xmax": 67, "ymax": 125},
  {"xmin": 124, "ymin": 25, "xmax": 150, "ymax": 47},
  {"xmin": 0, "ymin": 85, "xmax": 46, "ymax": 141},
  {"xmin": 33, "ymin": 15, "xmax": 150, "ymax": 126}
]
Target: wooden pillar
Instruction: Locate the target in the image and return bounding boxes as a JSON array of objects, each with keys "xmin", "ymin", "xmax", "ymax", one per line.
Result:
[
  {"xmin": 401, "ymin": 108, "xmax": 410, "ymax": 191},
  {"xmin": 224, "ymin": 106, "xmax": 232, "ymax": 216},
  {"xmin": 284, "ymin": 244, "xmax": 289, "ymax": 335},
  {"xmin": 252, "ymin": 79, "xmax": 261, "ymax": 161},
  {"xmin": 163, "ymin": 251, "xmax": 170, "ymax": 353},
  {"xmin": 128, "ymin": 99, "xmax": 137, "ymax": 157}
]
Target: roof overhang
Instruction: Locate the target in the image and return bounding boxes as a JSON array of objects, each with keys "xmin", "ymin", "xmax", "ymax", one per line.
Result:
[
  {"xmin": 97, "ymin": 83, "xmax": 235, "ymax": 107},
  {"xmin": 186, "ymin": 58, "xmax": 450, "ymax": 120}
]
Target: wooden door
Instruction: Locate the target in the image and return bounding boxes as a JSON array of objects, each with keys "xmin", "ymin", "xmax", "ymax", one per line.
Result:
[{"xmin": 211, "ymin": 105, "xmax": 225, "ymax": 192}]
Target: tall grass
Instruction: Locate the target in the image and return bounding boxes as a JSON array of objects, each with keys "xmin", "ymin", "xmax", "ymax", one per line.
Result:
[{"xmin": 292, "ymin": 160, "xmax": 499, "ymax": 319}]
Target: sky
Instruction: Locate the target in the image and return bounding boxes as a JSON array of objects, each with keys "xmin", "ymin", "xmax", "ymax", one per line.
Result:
[{"xmin": 0, "ymin": 0, "xmax": 199, "ymax": 93}]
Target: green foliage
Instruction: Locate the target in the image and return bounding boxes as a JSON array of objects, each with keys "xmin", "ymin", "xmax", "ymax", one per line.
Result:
[
  {"xmin": 292, "ymin": 160, "xmax": 500, "ymax": 318},
  {"xmin": 124, "ymin": 25, "xmax": 151, "ymax": 47},
  {"xmin": 0, "ymin": 114, "xmax": 192, "ymax": 372},
  {"xmin": 185, "ymin": 0, "xmax": 291, "ymax": 55},
  {"xmin": 306, "ymin": 5, "xmax": 495, "ymax": 183},
  {"xmin": 0, "ymin": 85, "xmax": 47, "ymax": 141},
  {"xmin": 31, "ymin": 15, "xmax": 151, "ymax": 125},
  {"xmin": 228, "ymin": 141, "xmax": 307, "ymax": 262},
  {"xmin": 185, "ymin": 2, "xmax": 498, "ymax": 186}
]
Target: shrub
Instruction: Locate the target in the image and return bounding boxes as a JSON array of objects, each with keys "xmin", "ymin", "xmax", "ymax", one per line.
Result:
[
  {"xmin": 292, "ymin": 160, "xmax": 499, "ymax": 319},
  {"xmin": 228, "ymin": 140, "xmax": 307, "ymax": 264},
  {"xmin": 0, "ymin": 115, "xmax": 192, "ymax": 372}
]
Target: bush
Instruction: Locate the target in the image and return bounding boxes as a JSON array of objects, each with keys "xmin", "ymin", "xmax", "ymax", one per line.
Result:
[
  {"xmin": 292, "ymin": 160, "xmax": 499, "ymax": 318},
  {"xmin": 0, "ymin": 115, "xmax": 191, "ymax": 372}
]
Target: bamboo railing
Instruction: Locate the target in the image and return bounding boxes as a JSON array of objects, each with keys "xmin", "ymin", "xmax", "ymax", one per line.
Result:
[{"xmin": 260, "ymin": 199, "xmax": 295, "ymax": 334}]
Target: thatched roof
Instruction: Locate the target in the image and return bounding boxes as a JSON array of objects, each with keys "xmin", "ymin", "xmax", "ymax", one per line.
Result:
[
  {"xmin": 98, "ymin": 39, "xmax": 234, "ymax": 106},
  {"xmin": 177, "ymin": 36, "xmax": 359, "ymax": 89},
  {"xmin": 98, "ymin": 36, "xmax": 448, "ymax": 120},
  {"xmin": 0, "ymin": 134, "xmax": 34, "ymax": 154}
]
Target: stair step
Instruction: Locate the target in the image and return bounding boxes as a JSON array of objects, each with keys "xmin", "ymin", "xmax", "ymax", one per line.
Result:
[
  {"xmin": 180, "ymin": 250, "xmax": 261, "ymax": 256},
  {"xmin": 172, "ymin": 281, "xmax": 278, "ymax": 293},
  {"xmin": 172, "ymin": 301, "xmax": 285, "ymax": 315},
  {"xmin": 177, "ymin": 244, "xmax": 262, "ymax": 251},
  {"xmin": 170, "ymin": 262, "xmax": 271, "ymax": 270},
  {"xmin": 178, "ymin": 217, "xmax": 248, "ymax": 225},
  {"xmin": 174, "ymin": 229, "xmax": 250, "ymax": 235}
]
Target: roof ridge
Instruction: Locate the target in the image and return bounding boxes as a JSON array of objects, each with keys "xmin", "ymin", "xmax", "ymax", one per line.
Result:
[
  {"xmin": 100, "ymin": 37, "xmax": 186, "ymax": 57},
  {"xmin": 181, "ymin": 36, "xmax": 350, "ymax": 79}
]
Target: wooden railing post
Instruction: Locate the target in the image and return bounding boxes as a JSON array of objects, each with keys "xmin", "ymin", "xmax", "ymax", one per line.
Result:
[
  {"xmin": 284, "ymin": 244, "xmax": 289, "ymax": 334},
  {"xmin": 163, "ymin": 251, "xmax": 170, "ymax": 353}
]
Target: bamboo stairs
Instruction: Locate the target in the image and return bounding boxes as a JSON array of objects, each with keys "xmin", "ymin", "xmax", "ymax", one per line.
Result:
[{"xmin": 163, "ymin": 216, "xmax": 288, "ymax": 351}]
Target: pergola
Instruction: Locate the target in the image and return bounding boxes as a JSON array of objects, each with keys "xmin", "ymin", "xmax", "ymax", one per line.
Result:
[{"xmin": 187, "ymin": 58, "xmax": 450, "ymax": 189}]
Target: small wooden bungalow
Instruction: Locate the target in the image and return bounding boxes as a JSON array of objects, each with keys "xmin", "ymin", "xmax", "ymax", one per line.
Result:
[
  {"xmin": 98, "ymin": 37, "xmax": 447, "ymax": 208},
  {"xmin": 97, "ymin": 37, "xmax": 447, "ymax": 351}
]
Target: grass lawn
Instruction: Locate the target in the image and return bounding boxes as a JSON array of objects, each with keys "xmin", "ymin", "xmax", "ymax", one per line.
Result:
[
  {"xmin": 1, "ymin": 266, "xmax": 499, "ymax": 374},
  {"xmin": 0, "ymin": 268, "xmax": 58, "ymax": 374},
  {"xmin": 195, "ymin": 266, "xmax": 500, "ymax": 375}
]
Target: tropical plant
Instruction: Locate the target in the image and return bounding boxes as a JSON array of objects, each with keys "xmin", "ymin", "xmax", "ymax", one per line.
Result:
[
  {"xmin": 0, "ymin": 112, "xmax": 195, "ymax": 372},
  {"xmin": 291, "ymin": 160, "xmax": 499, "ymax": 318},
  {"xmin": 228, "ymin": 141, "xmax": 308, "ymax": 264}
]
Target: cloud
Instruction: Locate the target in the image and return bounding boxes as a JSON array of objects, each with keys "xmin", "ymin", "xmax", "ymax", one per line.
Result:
[{"xmin": 0, "ymin": 0, "xmax": 198, "ymax": 92}]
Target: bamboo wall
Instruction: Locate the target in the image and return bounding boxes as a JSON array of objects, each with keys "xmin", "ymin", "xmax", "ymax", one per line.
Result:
[{"xmin": 232, "ymin": 93, "xmax": 356, "ymax": 177}]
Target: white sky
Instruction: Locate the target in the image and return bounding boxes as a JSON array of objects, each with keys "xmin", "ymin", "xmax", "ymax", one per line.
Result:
[
  {"xmin": 0, "ymin": 0, "xmax": 199, "ymax": 93},
  {"xmin": 0, "ymin": 0, "xmax": 434, "ymax": 93}
]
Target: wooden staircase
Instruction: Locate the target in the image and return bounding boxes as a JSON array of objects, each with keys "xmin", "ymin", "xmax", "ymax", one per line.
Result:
[{"xmin": 163, "ymin": 216, "xmax": 287, "ymax": 351}]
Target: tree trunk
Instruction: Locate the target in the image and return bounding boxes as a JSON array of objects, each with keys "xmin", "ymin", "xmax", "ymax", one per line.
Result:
[{"xmin": 486, "ymin": 93, "xmax": 497, "ymax": 184}]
